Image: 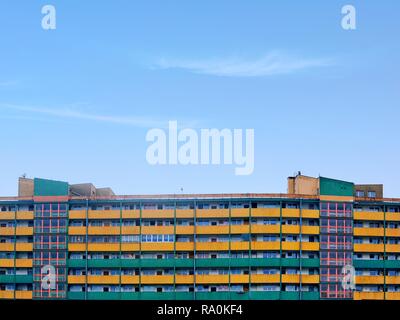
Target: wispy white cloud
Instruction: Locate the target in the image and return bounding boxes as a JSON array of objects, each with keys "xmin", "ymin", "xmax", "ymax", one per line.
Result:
[
  {"xmin": 0, "ymin": 103, "xmax": 197, "ymax": 129},
  {"xmin": 154, "ymin": 52, "xmax": 333, "ymax": 77}
]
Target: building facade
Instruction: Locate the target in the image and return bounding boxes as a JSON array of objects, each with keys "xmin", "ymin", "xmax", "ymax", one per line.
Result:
[{"xmin": 0, "ymin": 175, "xmax": 399, "ymax": 300}]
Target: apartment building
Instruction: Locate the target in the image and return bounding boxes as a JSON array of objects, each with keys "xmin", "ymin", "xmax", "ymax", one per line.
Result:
[{"xmin": 0, "ymin": 175, "xmax": 399, "ymax": 300}]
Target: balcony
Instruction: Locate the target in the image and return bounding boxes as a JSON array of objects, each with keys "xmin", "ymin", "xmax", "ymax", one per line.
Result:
[
  {"xmin": 354, "ymin": 211, "xmax": 384, "ymax": 221},
  {"xmin": 141, "ymin": 275, "xmax": 174, "ymax": 284},
  {"xmin": 88, "ymin": 210, "xmax": 120, "ymax": 219},
  {"xmin": 141, "ymin": 210, "xmax": 174, "ymax": 219},
  {"xmin": 355, "ymin": 275, "xmax": 384, "ymax": 284},
  {"xmin": 386, "ymin": 212, "xmax": 400, "ymax": 222},
  {"xmin": 69, "ymin": 210, "xmax": 86, "ymax": 219},
  {"xmin": 354, "ymin": 291, "xmax": 384, "ymax": 300},
  {"xmin": 354, "ymin": 227, "xmax": 384, "ymax": 237},
  {"xmin": 87, "ymin": 243, "xmax": 119, "ymax": 251},
  {"xmin": 251, "ymin": 208, "xmax": 279, "ymax": 218},
  {"xmin": 68, "ymin": 226, "xmax": 86, "ymax": 235},
  {"xmin": 87, "ymin": 275, "xmax": 120, "ymax": 284},
  {"xmin": 196, "ymin": 209, "xmax": 229, "ymax": 218},
  {"xmin": 251, "ymin": 225, "xmax": 279, "ymax": 234},
  {"xmin": 0, "ymin": 212, "xmax": 15, "ymax": 220},
  {"xmin": 16, "ymin": 211, "xmax": 34, "ymax": 220},
  {"xmin": 195, "ymin": 274, "xmax": 229, "ymax": 284},
  {"xmin": 141, "ymin": 226, "xmax": 174, "ymax": 234},
  {"xmin": 120, "ymin": 275, "xmax": 140, "ymax": 284},
  {"xmin": 353, "ymin": 243, "xmax": 384, "ymax": 253},
  {"xmin": 250, "ymin": 274, "xmax": 280, "ymax": 283},
  {"xmin": 88, "ymin": 226, "xmax": 120, "ymax": 235},
  {"xmin": 121, "ymin": 210, "xmax": 140, "ymax": 219}
]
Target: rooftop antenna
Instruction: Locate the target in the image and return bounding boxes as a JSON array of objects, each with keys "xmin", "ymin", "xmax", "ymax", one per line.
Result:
[{"xmin": 21, "ymin": 173, "xmax": 27, "ymax": 178}]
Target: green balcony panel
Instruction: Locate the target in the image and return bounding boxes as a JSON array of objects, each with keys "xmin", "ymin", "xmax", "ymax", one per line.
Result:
[
  {"xmin": 141, "ymin": 259, "xmax": 176, "ymax": 268},
  {"xmin": 88, "ymin": 259, "xmax": 121, "ymax": 268},
  {"xmin": 196, "ymin": 258, "xmax": 230, "ymax": 268},
  {"xmin": 120, "ymin": 292, "xmax": 141, "ymax": 300},
  {"xmin": 250, "ymin": 258, "xmax": 281, "ymax": 267},
  {"xmin": 87, "ymin": 292, "xmax": 121, "ymax": 300},
  {"xmin": 301, "ymin": 258, "xmax": 320, "ymax": 268},
  {"xmin": 68, "ymin": 260, "xmax": 86, "ymax": 268},
  {"xmin": 229, "ymin": 292, "xmax": 250, "ymax": 300},
  {"xmin": 120, "ymin": 259, "xmax": 140, "ymax": 268},
  {"xmin": 250, "ymin": 291, "xmax": 280, "ymax": 300},
  {"xmin": 68, "ymin": 292, "xmax": 86, "ymax": 300},
  {"xmin": 385, "ymin": 260, "xmax": 400, "ymax": 269},
  {"xmin": 0, "ymin": 275, "xmax": 15, "ymax": 283},
  {"xmin": 301, "ymin": 292, "xmax": 320, "ymax": 300},
  {"xmin": 353, "ymin": 260, "xmax": 385, "ymax": 269},
  {"xmin": 15, "ymin": 275, "xmax": 33, "ymax": 283},
  {"xmin": 195, "ymin": 292, "xmax": 230, "ymax": 300},
  {"xmin": 175, "ymin": 292, "xmax": 195, "ymax": 300},
  {"xmin": 140, "ymin": 292, "xmax": 176, "ymax": 300},
  {"xmin": 280, "ymin": 292, "xmax": 300, "ymax": 300},
  {"xmin": 175, "ymin": 259, "xmax": 194, "ymax": 268}
]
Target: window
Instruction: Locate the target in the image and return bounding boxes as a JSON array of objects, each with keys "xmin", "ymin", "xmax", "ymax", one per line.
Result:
[
  {"xmin": 356, "ymin": 190, "xmax": 365, "ymax": 197},
  {"xmin": 368, "ymin": 191, "xmax": 376, "ymax": 198}
]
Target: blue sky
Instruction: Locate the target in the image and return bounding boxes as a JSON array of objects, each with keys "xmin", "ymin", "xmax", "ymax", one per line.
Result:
[{"xmin": 0, "ymin": 1, "xmax": 399, "ymax": 197}]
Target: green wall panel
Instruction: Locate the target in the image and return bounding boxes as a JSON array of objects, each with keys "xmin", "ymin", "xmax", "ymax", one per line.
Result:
[
  {"xmin": 319, "ymin": 177, "xmax": 354, "ymax": 197},
  {"xmin": 34, "ymin": 178, "xmax": 69, "ymax": 196}
]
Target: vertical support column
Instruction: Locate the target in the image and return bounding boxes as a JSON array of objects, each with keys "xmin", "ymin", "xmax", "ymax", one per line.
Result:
[
  {"xmin": 139, "ymin": 201, "xmax": 142, "ymax": 300},
  {"xmin": 279, "ymin": 201, "xmax": 283, "ymax": 299},
  {"xmin": 193, "ymin": 200, "xmax": 197, "ymax": 301},
  {"xmin": 84, "ymin": 199, "xmax": 89, "ymax": 300},
  {"xmin": 299, "ymin": 199, "xmax": 303, "ymax": 300}
]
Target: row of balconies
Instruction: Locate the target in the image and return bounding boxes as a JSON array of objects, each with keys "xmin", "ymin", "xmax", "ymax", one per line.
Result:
[
  {"xmin": 1, "ymin": 209, "xmax": 400, "ymax": 221},
  {"xmin": 67, "ymin": 241, "xmax": 320, "ymax": 252},
  {"xmin": 67, "ymin": 274, "xmax": 320, "ymax": 285}
]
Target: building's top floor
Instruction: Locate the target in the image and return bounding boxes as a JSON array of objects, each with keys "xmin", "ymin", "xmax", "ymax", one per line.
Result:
[{"xmin": 0, "ymin": 174, "xmax": 396, "ymax": 205}]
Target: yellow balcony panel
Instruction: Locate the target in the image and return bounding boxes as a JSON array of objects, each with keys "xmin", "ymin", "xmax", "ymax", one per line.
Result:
[
  {"xmin": 196, "ymin": 209, "xmax": 229, "ymax": 218},
  {"xmin": 16, "ymin": 259, "xmax": 32, "ymax": 268},
  {"xmin": 282, "ymin": 275, "xmax": 300, "ymax": 283},
  {"xmin": 386, "ymin": 229, "xmax": 400, "ymax": 237},
  {"xmin": 0, "ymin": 227, "xmax": 14, "ymax": 236},
  {"xmin": 0, "ymin": 259, "xmax": 14, "ymax": 267},
  {"xmin": 0, "ymin": 243, "xmax": 14, "ymax": 251},
  {"xmin": 301, "ymin": 275, "xmax": 319, "ymax": 284},
  {"xmin": 88, "ymin": 226, "xmax": 120, "ymax": 235},
  {"xmin": 15, "ymin": 291, "xmax": 32, "ymax": 299},
  {"xmin": 68, "ymin": 226, "xmax": 86, "ymax": 235},
  {"xmin": 282, "ymin": 242, "xmax": 300, "ymax": 251},
  {"xmin": 141, "ymin": 226, "xmax": 174, "ymax": 235},
  {"xmin": 251, "ymin": 225, "xmax": 279, "ymax": 234},
  {"xmin": 385, "ymin": 276, "xmax": 400, "ymax": 285},
  {"xmin": 231, "ymin": 208, "xmax": 250, "ymax": 218},
  {"xmin": 141, "ymin": 243, "xmax": 174, "ymax": 251},
  {"xmin": 175, "ymin": 226, "xmax": 195, "ymax": 234},
  {"xmin": 356, "ymin": 276, "xmax": 384, "ymax": 284},
  {"xmin": 354, "ymin": 211, "xmax": 384, "ymax": 221},
  {"xmin": 175, "ymin": 242, "xmax": 194, "ymax": 251},
  {"xmin": 0, "ymin": 290, "xmax": 14, "ymax": 299},
  {"xmin": 251, "ymin": 241, "xmax": 280, "ymax": 251},
  {"xmin": 386, "ymin": 244, "xmax": 400, "ymax": 253},
  {"xmin": 230, "ymin": 242, "xmax": 250, "ymax": 251},
  {"xmin": 301, "ymin": 226, "xmax": 319, "ymax": 234},
  {"xmin": 196, "ymin": 275, "xmax": 229, "ymax": 284},
  {"xmin": 176, "ymin": 209, "xmax": 194, "ymax": 218},
  {"xmin": 196, "ymin": 242, "xmax": 229, "ymax": 251},
  {"xmin": 175, "ymin": 275, "xmax": 194, "ymax": 284},
  {"xmin": 69, "ymin": 210, "xmax": 86, "ymax": 219},
  {"xmin": 68, "ymin": 243, "xmax": 86, "ymax": 251},
  {"xmin": 141, "ymin": 275, "xmax": 174, "ymax": 284},
  {"xmin": 121, "ymin": 226, "xmax": 140, "ymax": 235},
  {"xmin": 354, "ymin": 292, "xmax": 384, "ymax": 300},
  {"xmin": 354, "ymin": 227, "xmax": 384, "ymax": 237},
  {"xmin": 386, "ymin": 292, "xmax": 400, "ymax": 300},
  {"xmin": 15, "ymin": 243, "xmax": 33, "ymax": 251},
  {"xmin": 141, "ymin": 210, "xmax": 174, "ymax": 219},
  {"xmin": 301, "ymin": 209, "xmax": 319, "ymax": 219},
  {"xmin": 251, "ymin": 208, "xmax": 279, "ymax": 218},
  {"xmin": 121, "ymin": 210, "xmax": 140, "ymax": 219},
  {"xmin": 230, "ymin": 225, "xmax": 250, "ymax": 234},
  {"xmin": 230, "ymin": 275, "xmax": 250, "ymax": 284},
  {"xmin": 282, "ymin": 225, "xmax": 300, "ymax": 234},
  {"xmin": 88, "ymin": 210, "xmax": 120, "ymax": 219},
  {"xmin": 16, "ymin": 211, "xmax": 34, "ymax": 220},
  {"xmin": 121, "ymin": 275, "xmax": 140, "ymax": 284},
  {"xmin": 121, "ymin": 243, "xmax": 140, "ymax": 251},
  {"xmin": 0, "ymin": 212, "xmax": 15, "ymax": 220},
  {"xmin": 87, "ymin": 275, "xmax": 119, "ymax": 284},
  {"xmin": 87, "ymin": 243, "xmax": 120, "ymax": 252},
  {"xmin": 68, "ymin": 275, "xmax": 86, "ymax": 284},
  {"xmin": 251, "ymin": 274, "xmax": 280, "ymax": 283},
  {"xmin": 282, "ymin": 208, "xmax": 300, "ymax": 218},
  {"xmin": 301, "ymin": 242, "xmax": 320, "ymax": 251},
  {"xmin": 16, "ymin": 227, "xmax": 33, "ymax": 236},
  {"xmin": 354, "ymin": 244, "xmax": 384, "ymax": 253},
  {"xmin": 196, "ymin": 225, "xmax": 229, "ymax": 234},
  {"xmin": 386, "ymin": 213, "xmax": 400, "ymax": 222}
]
